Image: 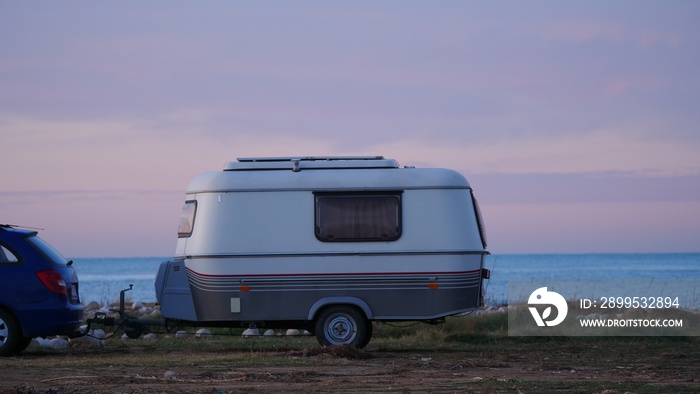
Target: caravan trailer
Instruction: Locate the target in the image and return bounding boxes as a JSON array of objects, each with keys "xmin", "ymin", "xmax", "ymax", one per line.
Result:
[{"xmin": 155, "ymin": 156, "xmax": 489, "ymax": 348}]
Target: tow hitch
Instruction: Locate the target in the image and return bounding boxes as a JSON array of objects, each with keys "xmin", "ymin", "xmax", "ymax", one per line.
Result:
[{"xmin": 85, "ymin": 284, "xmax": 168, "ymax": 339}]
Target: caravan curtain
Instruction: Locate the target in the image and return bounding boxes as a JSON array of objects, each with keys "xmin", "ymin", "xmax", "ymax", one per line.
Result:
[{"xmin": 316, "ymin": 193, "xmax": 401, "ymax": 241}]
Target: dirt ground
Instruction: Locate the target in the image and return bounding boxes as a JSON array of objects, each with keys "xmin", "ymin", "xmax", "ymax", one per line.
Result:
[{"xmin": 1, "ymin": 336, "xmax": 698, "ymax": 393}]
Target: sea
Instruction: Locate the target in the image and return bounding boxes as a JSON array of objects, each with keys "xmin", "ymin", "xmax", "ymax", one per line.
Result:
[{"xmin": 72, "ymin": 254, "xmax": 700, "ymax": 306}]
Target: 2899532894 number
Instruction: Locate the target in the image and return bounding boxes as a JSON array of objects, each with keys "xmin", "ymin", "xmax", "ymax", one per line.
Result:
[{"xmin": 600, "ymin": 296, "xmax": 680, "ymax": 309}]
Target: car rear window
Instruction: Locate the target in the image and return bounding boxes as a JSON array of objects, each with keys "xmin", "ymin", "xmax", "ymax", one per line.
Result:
[
  {"xmin": 0, "ymin": 244, "xmax": 20, "ymax": 264},
  {"xmin": 25, "ymin": 235, "xmax": 69, "ymax": 266}
]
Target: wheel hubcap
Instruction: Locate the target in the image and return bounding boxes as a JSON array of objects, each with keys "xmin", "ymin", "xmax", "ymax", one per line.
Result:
[
  {"xmin": 326, "ymin": 315, "xmax": 356, "ymax": 344},
  {"xmin": 0, "ymin": 318, "xmax": 8, "ymax": 345}
]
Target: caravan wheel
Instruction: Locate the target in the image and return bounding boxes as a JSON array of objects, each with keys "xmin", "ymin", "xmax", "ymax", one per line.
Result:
[
  {"xmin": 314, "ymin": 306, "xmax": 371, "ymax": 348},
  {"xmin": 123, "ymin": 324, "xmax": 144, "ymax": 339}
]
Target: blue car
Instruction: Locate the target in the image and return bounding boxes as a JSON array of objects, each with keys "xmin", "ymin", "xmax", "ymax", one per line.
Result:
[{"xmin": 0, "ymin": 225, "xmax": 83, "ymax": 356}]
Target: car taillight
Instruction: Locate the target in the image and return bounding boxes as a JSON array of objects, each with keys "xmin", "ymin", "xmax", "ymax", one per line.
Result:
[{"xmin": 36, "ymin": 269, "xmax": 68, "ymax": 296}]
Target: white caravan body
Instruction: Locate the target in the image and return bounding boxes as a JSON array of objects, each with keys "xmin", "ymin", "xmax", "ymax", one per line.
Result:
[{"xmin": 155, "ymin": 156, "xmax": 489, "ymax": 347}]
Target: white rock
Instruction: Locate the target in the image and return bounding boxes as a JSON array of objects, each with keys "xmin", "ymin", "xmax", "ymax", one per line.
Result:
[
  {"xmin": 25, "ymin": 339, "xmax": 41, "ymax": 352},
  {"xmin": 48, "ymin": 337, "xmax": 70, "ymax": 350},
  {"xmin": 285, "ymin": 329, "xmax": 300, "ymax": 336},
  {"xmin": 163, "ymin": 370, "xmax": 176, "ymax": 379},
  {"xmin": 132, "ymin": 301, "xmax": 144, "ymax": 311},
  {"xmin": 175, "ymin": 330, "xmax": 188, "ymax": 338},
  {"xmin": 302, "ymin": 330, "xmax": 312, "ymax": 336},
  {"xmin": 140, "ymin": 306, "xmax": 153, "ymax": 315},
  {"xmin": 195, "ymin": 328, "xmax": 212, "ymax": 339},
  {"xmin": 35, "ymin": 338, "xmax": 51, "ymax": 348},
  {"xmin": 121, "ymin": 334, "xmax": 129, "ymax": 340},
  {"xmin": 242, "ymin": 328, "xmax": 260, "ymax": 337},
  {"xmin": 92, "ymin": 329, "xmax": 106, "ymax": 349},
  {"xmin": 143, "ymin": 333, "xmax": 157, "ymax": 340},
  {"xmin": 263, "ymin": 329, "xmax": 276, "ymax": 336},
  {"xmin": 84, "ymin": 301, "xmax": 100, "ymax": 310}
]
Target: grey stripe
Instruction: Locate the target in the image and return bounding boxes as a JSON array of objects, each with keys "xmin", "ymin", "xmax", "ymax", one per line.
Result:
[{"xmin": 186, "ymin": 271, "xmax": 482, "ymax": 293}]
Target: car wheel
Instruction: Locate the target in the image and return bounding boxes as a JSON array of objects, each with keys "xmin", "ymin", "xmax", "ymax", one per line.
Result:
[
  {"xmin": 314, "ymin": 306, "xmax": 371, "ymax": 348},
  {"xmin": 0, "ymin": 310, "xmax": 21, "ymax": 357},
  {"xmin": 16, "ymin": 337, "xmax": 33, "ymax": 353}
]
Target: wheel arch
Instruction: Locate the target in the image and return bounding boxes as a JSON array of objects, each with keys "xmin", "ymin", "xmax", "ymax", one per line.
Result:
[
  {"xmin": 0, "ymin": 303, "xmax": 36, "ymax": 343},
  {"xmin": 307, "ymin": 297, "xmax": 373, "ymax": 321},
  {"xmin": 0, "ymin": 304, "xmax": 22, "ymax": 333}
]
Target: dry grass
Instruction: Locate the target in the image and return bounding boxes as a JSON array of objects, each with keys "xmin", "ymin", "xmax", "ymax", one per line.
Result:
[{"xmin": 2, "ymin": 310, "xmax": 698, "ymax": 393}]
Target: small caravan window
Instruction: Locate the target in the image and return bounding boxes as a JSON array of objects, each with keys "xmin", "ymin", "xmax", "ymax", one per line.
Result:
[
  {"xmin": 314, "ymin": 192, "xmax": 402, "ymax": 242},
  {"xmin": 471, "ymin": 192, "xmax": 487, "ymax": 248},
  {"xmin": 178, "ymin": 200, "xmax": 197, "ymax": 238}
]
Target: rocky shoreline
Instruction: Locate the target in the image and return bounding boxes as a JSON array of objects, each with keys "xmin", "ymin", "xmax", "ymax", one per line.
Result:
[
  {"xmin": 25, "ymin": 301, "xmax": 510, "ymax": 353},
  {"xmin": 26, "ymin": 300, "xmax": 318, "ymax": 352}
]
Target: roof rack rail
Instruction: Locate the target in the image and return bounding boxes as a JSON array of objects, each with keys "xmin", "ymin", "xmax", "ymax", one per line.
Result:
[
  {"xmin": 225, "ymin": 156, "xmax": 399, "ymax": 172},
  {"xmin": 236, "ymin": 156, "xmax": 385, "ymax": 162}
]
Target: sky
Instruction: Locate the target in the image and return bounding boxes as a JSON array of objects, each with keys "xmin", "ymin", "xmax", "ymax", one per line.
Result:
[{"xmin": 2, "ymin": 2, "xmax": 699, "ymax": 257}]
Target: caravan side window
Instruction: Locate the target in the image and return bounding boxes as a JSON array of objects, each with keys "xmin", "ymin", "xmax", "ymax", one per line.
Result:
[
  {"xmin": 314, "ymin": 192, "xmax": 402, "ymax": 242},
  {"xmin": 177, "ymin": 200, "xmax": 197, "ymax": 238}
]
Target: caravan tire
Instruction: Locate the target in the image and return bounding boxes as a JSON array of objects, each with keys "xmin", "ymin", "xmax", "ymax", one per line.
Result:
[
  {"xmin": 123, "ymin": 324, "xmax": 144, "ymax": 339},
  {"xmin": 314, "ymin": 306, "xmax": 370, "ymax": 348}
]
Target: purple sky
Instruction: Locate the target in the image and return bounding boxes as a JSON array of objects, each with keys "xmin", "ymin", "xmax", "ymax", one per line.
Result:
[{"xmin": 2, "ymin": 2, "xmax": 699, "ymax": 257}]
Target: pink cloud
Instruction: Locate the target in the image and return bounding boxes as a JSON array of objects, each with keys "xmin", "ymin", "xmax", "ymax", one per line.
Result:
[
  {"xmin": 636, "ymin": 32, "xmax": 682, "ymax": 49},
  {"xmin": 605, "ymin": 75, "xmax": 665, "ymax": 96},
  {"xmin": 544, "ymin": 20, "xmax": 683, "ymax": 50},
  {"xmin": 544, "ymin": 21, "xmax": 625, "ymax": 44}
]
